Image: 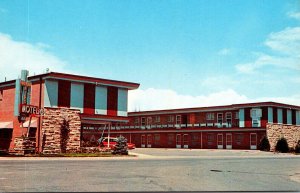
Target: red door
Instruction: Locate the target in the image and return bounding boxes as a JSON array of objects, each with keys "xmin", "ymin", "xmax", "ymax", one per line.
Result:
[{"xmin": 141, "ymin": 135, "xmax": 146, "ymax": 148}]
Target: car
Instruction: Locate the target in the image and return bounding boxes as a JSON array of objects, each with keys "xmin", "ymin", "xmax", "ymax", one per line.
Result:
[{"xmin": 98, "ymin": 137, "xmax": 136, "ymax": 150}]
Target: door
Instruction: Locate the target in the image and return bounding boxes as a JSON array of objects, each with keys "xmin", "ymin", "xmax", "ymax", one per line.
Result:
[
  {"xmin": 217, "ymin": 133, "xmax": 223, "ymax": 149},
  {"xmin": 141, "ymin": 135, "xmax": 146, "ymax": 148},
  {"xmin": 147, "ymin": 134, "xmax": 152, "ymax": 148},
  {"xmin": 183, "ymin": 134, "xmax": 189, "ymax": 148},
  {"xmin": 250, "ymin": 133, "xmax": 257, "ymax": 150},
  {"xmin": 226, "ymin": 133, "xmax": 232, "ymax": 149},
  {"xmin": 176, "ymin": 134, "xmax": 182, "ymax": 148}
]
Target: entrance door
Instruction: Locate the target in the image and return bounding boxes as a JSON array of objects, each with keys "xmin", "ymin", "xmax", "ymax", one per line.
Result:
[
  {"xmin": 176, "ymin": 134, "xmax": 182, "ymax": 148},
  {"xmin": 147, "ymin": 134, "xmax": 152, "ymax": 148},
  {"xmin": 141, "ymin": 135, "xmax": 146, "ymax": 148},
  {"xmin": 226, "ymin": 133, "xmax": 232, "ymax": 149},
  {"xmin": 250, "ymin": 133, "xmax": 257, "ymax": 150},
  {"xmin": 217, "ymin": 134, "xmax": 223, "ymax": 149},
  {"xmin": 183, "ymin": 134, "xmax": 189, "ymax": 149}
]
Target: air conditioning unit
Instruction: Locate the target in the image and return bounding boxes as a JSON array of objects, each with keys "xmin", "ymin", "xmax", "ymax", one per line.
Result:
[{"xmin": 252, "ymin": 119, "xmax": 259, "ymax": 127}]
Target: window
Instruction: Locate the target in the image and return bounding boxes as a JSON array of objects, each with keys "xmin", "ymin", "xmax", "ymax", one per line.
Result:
[
  {"xmin": 176, "ymin": 115, "xmax": 181, "ymax": 124},
  {"xmin": 167, "ymin": 115, "xmax": 174, "ymax": 123},
  {"xmin": 226, "ymin": 112, "xmax": 232, "ymax": 125},
  {"xmin": 141, "ymin": 117, "xmax": 146, "ymax": 126},
  {"xmin": 235, "ymin": 112, "xmax": 239, "ymax": 119},
  {"xmin": 154, "ymin": 116, "xmax": 160, "ymax": 123},
  {"xmin": 251, "ymin": 108, "xmax": 262, "ymax": 118},
  {"xmin": 134, "ymin": 117, "xmax": 139, "ymax": 125},
  {"xmin": 147, "ymin": 117, "xmax": 152, "ymax": 125},
  {"xmin": 217, "ymin": 113, "xmax": 223, "ymax": 124},
  {"xmin": 206, "ymin": 113, "xmax": 214, "ymax": 120},
  {"xmin": 191, "ymin": 134, "xmax": 199, "ymax": 141}
]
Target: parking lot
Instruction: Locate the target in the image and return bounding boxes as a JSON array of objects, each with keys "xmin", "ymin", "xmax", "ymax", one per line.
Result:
[{"xmin": 0, "ymin": 148, "xmax": 299, "ymax": 192}]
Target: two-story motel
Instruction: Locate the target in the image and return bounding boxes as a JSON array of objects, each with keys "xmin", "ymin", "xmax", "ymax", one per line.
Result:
[
  {"xmin": 0, "ymin": 71, "xmax": 299, "ymax": 153},
  {"xmin": 0, "ymin": 71, "xmax": 139, "ymax": 154}
]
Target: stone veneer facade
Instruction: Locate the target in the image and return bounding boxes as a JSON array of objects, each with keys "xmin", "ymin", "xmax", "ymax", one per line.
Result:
[
  {"xmin": 266, "ymin": 123, "xmax": 300, "ymax": 151},
  {"xmin": 41, "ymin": 107, "xmax": 81, "ymax": 154}
]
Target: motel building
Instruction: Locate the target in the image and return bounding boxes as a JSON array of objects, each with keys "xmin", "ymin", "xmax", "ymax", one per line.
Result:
[
  {"xmin": 0, "ymin": 70, "xmax": 139, "ymax": 154},
  {"xmin": 0, "ymin": 70, "xmax": 300, "ymax": 154},
  {"xmin": 110, "ymin": 102, "xmax": 300, "ymax": 151}
]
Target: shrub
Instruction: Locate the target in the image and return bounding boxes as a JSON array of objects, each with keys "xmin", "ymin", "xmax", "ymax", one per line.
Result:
[
  {"xmin": 258, "ymin": 136, "xmax": 270, "ymax": 151},
  {"xmin": 275, "ymin": 137, "xmax": 289, "ymax": 153},
  {"xmin": 295, "ymin": 140, "xmax": 300, "ymax": 153},
  {"xmin": 112, "ymin": 136, "xmax": 128, "ymax": 155}
]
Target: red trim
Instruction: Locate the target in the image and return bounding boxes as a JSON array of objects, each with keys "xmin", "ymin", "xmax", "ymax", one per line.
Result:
[
  {"xmin": 58, "ymin": 80, "xmax": 71, "ymax": 108},
  {"xmin": 83, "ymin": 83, "xmax": 95, "ymax": 115}
]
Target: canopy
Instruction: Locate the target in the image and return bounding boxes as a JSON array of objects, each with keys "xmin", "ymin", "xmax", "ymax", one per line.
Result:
[
  {"xmin": 0, "ymin": 121, "xmax": 13, "ymax": 129},
  {"xmin": 23, "ymin": 119, "xmax": 37, "ymax": 128}
]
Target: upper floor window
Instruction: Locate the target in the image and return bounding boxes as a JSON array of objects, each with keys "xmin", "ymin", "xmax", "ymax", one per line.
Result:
[
  {"xmin": 154, "ymin": 116, "xmax": 160, "ymax": 123},
  {"xmin": 147, "ymin": 117, "xmax": 152, "ymax": 125},
  {"xmin": 141, "ymin": 117, "xmax": 146, "ymax": 126},
  {"xmin": 217, "ymin": 113, "xmax": 223, "ymax": 124},
  {"xmin": 167, "ymin": 115, "xmax": 174, "ymax": 123},
  {"xmin": 176, "ymin": 115, "xmax": 181, "ymax": 125},
  {"xmin": 251, "ymin": 108, "xmax": 262, "ymax": 118},
  {"xmin": 235, "ymin": 112, "xmax": 239, "ymax": 119},
  {"xmin": 206, "ymin": 113, "xmax": 214, "ymax": 120},
  {"xmin": 134, "ymin": 117, "xmax": 139, "ymax": 125},
  {"xmin": 226, "ymin": 112, "xmax": 232, "ymax": 125}
]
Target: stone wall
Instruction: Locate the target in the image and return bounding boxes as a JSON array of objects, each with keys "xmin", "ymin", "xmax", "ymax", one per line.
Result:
[
  {"xmin": 266, "ymin": 123, "xmax": 300, "ymax": 151},
  {"xmin": 41, "ymin": 107, "xmax": 81, "ymax": 154},
  {"xmin": 13, "ymin": 137, "xmax": 36, "ymax": 155}
]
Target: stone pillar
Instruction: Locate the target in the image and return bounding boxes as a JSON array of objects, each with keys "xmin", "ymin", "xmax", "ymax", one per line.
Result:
[
  {"xmin": 41, "ymin": 107, "xmax": 81, "ymax": 154},
  {"xmin": 266, "ymin": 123, "xmax": 300, "ymax": 151}
]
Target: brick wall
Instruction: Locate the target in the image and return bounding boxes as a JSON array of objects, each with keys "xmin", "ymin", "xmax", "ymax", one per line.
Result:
[
  {"xmin": 41, "ymin": 107, "xmax": 81, "ymax": 154},
  {"xmin": 266, "ymin": 123, "xmax": 300, "ymax": 151}
]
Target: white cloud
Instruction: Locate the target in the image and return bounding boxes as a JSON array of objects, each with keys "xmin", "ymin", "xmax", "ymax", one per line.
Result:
[
  {"xmin": 218, "ymin": 48, "xmax": 231, "ymax": 56},
  {"xmin": 288, "ymin": 12, "xmax": 300, "ymax": 20},
  {"xmin": 128, "ymin": 88, "xmax": 249, "ymax": 111},
  {"xmin": 0, "ymin": 33, "xmax": 68, "ymax": 81},
  {"xmin": 236, "ymin": 25, "xmax": 300, "ymax": 73},
  {"xmin": 128, "ymin": 87, "xmax": 300, "ymax": 111}
]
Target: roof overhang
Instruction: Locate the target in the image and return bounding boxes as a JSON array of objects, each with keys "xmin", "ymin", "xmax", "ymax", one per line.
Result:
[{"xmin": 80, "ymin": 114, "xmax": 130, "ymax": 124}]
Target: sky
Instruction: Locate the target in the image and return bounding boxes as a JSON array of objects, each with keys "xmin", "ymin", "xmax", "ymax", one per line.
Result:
[{"xmin": 0, "ymin": 0, "xmax": 300, "ymax": 111}]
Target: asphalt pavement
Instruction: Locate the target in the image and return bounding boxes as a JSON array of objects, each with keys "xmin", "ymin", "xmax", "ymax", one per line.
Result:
[{"xmin": 0, "ymin": 148, "xmax": 299, "ymax": 192}]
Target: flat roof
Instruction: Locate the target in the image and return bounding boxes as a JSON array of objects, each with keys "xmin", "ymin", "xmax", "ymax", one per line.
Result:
[
  {"xmin": 128, "ymin": 101, "xmax": 300, "ymax": 116},
  {"xmin": 0, "ymin": 71, "xmax": 140, "ymax": 90}
]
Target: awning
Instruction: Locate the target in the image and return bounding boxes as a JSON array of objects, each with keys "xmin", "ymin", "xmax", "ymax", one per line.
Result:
[
  {"xmin": 0, "ymin": 121, "xmax": 13, "ymax": 129},
  {"xmin": 23, "ymin": 119, "xmax": 37, "ymax": 128}
]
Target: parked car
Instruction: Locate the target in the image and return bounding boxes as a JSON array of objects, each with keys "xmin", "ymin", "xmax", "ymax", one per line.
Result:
[{"xmin": 98, "ymin": 137, "xmax": 136, "ymax": 150}]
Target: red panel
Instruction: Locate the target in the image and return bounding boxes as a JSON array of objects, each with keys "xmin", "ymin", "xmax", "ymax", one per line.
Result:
[
  {"xmin": 273, "ymin": 107, "xmax": 277, "ymax": 123},
  {"xmin": 107, "ymin": 86, "xmax": 118, "ymax": 116},
  {"xmin": 282, "ymin": 108, "xmax": 287, "ymax": 124},
  {"xmin": 84, "ymin": 83, "xmax": 95, "ymax": 115},
  {"xmin": 261, "ymin": 107, "xmax": 268, "ymax": 128},
  {"xmin": 244, "ymin": 108, "xmax": 252, "ymax": 127},
  {"xmin": 58, "ymin": 80, "xmax": 71, "ymax": 108}
]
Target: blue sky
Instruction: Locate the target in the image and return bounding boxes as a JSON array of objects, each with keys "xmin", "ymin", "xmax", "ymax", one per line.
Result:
[{"xmin": 0, "ymin": 0, "xmax": 299, "ymax": 110}]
